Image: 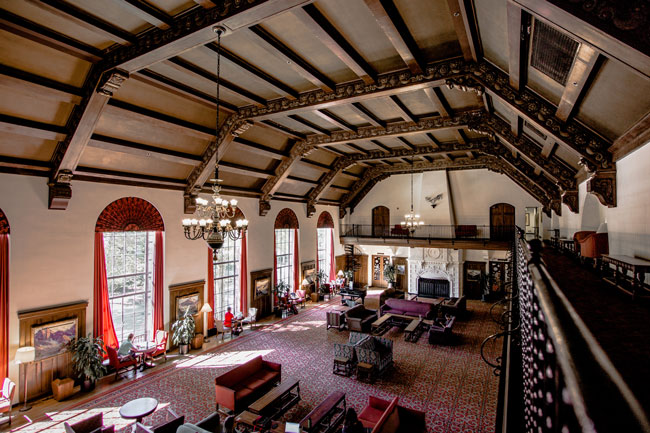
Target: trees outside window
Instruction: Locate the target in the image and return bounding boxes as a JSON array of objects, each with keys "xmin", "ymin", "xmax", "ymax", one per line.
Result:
[
  {"xmin": 317, "ymin": 228, "xmax": 332, "ymax": 281},
  {"xmin": 275, "ymin": 228, "xmax": 294, "ymax": 290},
  {"xmin": 213, "ymin": 236, "xmax": 241, "ymax": 319}
]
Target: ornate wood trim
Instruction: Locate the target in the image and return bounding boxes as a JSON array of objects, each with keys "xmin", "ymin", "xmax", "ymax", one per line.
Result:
[
  {"xmin": 587, "ymin": 170, "xmax": 617, "ymax": 207},
  {"xmin": 168, "ymin": 280, "xmax": 204, "ymax": 347},
  {"xmin": 317, "ymin": 211, "xmax": 335, "ymax": 229},
  {"xmin": 609, "ymin": 112, "xmax": 650, "ymax": 162},
  {"xmin": 0, "ymin": 207, "xmax": 8, "ymax": 234},
  {"xmin": 562, "ymin": 190, "xmax": 580, "ymax": 214},
  {"xmin": 95, "ymin": 197, "xmax": 165, "ymax": 232},
  {"xmin": 274, "ymin": 208, "xmax": 299, "ymax": 229},
  {"xmin": 306, "ymin": 158, "xmax": 351, "ymax": 216}
]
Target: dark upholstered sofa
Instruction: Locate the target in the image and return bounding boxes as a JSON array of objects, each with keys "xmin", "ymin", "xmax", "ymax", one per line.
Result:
[
  {"xmin": 380, "ymin": 298, "xmax": 435, "ymax": 320},
  {"xmin": 359, "ymin": 396, "xmax": 426, "ymax": 433},
  {"xmin": 214, "ymin": 355, "xmax": 281, "ymax": 413},
  {"xmin": 346, "ymin": 304, "xmax": 377, "ymax": 332}
]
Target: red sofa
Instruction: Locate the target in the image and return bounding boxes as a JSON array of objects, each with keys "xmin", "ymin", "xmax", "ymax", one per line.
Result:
[
  {"xmin": 380, "ymin": 298, "xmax": 435, "ymax": 320},
  {"xmin": 359, "ymin": 396, "xmax": 426, "ymax": 433},
  {"xmin": 214, "ymin": 355, "xmax": 281, "ymax": 413}
]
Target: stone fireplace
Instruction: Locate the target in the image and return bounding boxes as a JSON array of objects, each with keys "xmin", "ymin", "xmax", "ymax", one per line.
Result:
[{"xmin": 408, "ymin": 248, "xmax": 461, "ymax": 298}]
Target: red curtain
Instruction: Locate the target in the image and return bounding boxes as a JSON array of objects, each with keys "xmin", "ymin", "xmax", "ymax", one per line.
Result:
[
  {"xmin": 273, "ymin": 231, "xmax": 277, "ymax": 306},
  {"xmin": 293, "ymin": 228, "xmax": 300, "ymax": 292},
  {"xmin": 330, "ymin": 229, "xmax": 336, "ymax": 282},
  {"xmin": 93, "ymin": 233, "xmax": 118, "ymax": 350},
  {"xmin": 240, "ymin": 233, "xmax": 248, "ymax": 316},
  {"xmin": 207, "ymin": 247, "xmax": 215, "ymax": 328},
  {"xmin": 152, "ymin": 231, "xmax": 164, "ymax": 340},
  {"xmin": 0, "ymin": 235, "xmax": 9, "ymax": 383}
]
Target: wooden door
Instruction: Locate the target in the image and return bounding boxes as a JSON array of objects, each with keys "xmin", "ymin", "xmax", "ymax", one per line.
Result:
[
  {"xmin": 372, "ymin": 206, "xmax": 390, "ymax": 237},
  {"xmin": 463, "ymin": 261, "xmax": 485, "ymax": 299},
  {"xmin": 490, "ymin": 203, "xmax": 515, "ymax": 241},
  {"xmin": 372, "ymin": 255, "xmax": 391, "ymax": 287}
]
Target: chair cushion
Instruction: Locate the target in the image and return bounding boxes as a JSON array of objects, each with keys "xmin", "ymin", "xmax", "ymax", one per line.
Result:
[
  {"xmin": 359, "ymin": 405, "xmax": 385, "ymax": 425},
  {"xmin": 234, "ymin": 387, "xmax": 253, "ymax": 402}
]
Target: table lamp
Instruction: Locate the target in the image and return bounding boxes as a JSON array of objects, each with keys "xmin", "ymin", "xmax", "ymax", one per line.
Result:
[
  {"xmin": 15, "ymin": 346, "xmax": 35, "ymax": 412},
  {"xmin": 301, "ymin": 278, "xmax": 309, "ymax": 288},
  {"xmin": 199, "ymin": 303, "xmax": 213, "ymax": 341}
]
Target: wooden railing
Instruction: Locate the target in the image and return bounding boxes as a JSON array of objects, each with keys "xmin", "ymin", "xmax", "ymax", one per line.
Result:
[{"xmin": 489, "ymin": 229, "xmax": 650, "ymax": 433}]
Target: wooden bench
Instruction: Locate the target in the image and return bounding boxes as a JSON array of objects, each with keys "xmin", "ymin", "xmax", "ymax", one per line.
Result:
[
  {"xmin": 300, "ymin": 391, "xmax": 346, "ymax": 433},
  {"xmin": 403, "ymin": 318, "xmax": 422, "ymax": 342}
]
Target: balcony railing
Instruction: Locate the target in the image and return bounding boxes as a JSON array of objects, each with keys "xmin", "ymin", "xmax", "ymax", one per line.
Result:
[{"xmin": 340, "ymin": 224, "xmax": 497, "ymax": 240}]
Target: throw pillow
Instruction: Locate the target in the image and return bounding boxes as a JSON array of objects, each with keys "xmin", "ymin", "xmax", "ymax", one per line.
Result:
[{"xmin": 346, "ymin": 300, "xmax": 357, "ymax": 308}]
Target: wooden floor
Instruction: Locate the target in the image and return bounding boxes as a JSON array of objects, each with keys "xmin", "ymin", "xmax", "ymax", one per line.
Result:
[{"xmin": 0, "ymin": 300, "xmax": 324, "ymax": 432}]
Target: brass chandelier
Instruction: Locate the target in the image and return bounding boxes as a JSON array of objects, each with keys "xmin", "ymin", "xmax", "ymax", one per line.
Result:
[
  {"xmin": 181, "ymin": 26, "xmax": 248, "ymax": 258},
  {"xmin": 401, "ymin": 156, "xmax": 425, "ymax": 234}
]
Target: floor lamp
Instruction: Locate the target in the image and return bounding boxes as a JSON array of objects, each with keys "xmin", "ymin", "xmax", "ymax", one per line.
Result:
[
  {"xmin": 199, "ymin": 302, "xmax": 213, "ymax": 342},
  {"xmin": 15, "ymin": 346, "xmax": 35, "ymax": 412}
]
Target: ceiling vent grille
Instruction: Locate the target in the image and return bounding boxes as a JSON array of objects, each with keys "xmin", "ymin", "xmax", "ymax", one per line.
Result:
[
  {"xmin": 524, "ymin": 120, "xmax": 547, "ymax": 141},
  {"xmin": 530, "ymin": 20, "xmax": 579, "ymax": 85}
]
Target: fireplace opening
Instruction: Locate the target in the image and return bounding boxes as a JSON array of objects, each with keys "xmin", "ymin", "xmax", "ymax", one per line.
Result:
[{"xmin": 418, "ymin": 277, "xmax": 450, "ymax": 298}]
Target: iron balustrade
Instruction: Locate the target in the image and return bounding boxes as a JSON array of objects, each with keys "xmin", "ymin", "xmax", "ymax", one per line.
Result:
[{"xmin": 340, "ymin": 224, "xmax": 491, "ymax": 240}]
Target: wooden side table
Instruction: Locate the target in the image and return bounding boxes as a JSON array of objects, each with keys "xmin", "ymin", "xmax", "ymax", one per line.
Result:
[
  {"xmin": 333, "ymin": 356, "xmax": 353, "ymax": 377},
  {"xmin": 356, "ymin": 362, "xmax": 375, "ymax": 383}
]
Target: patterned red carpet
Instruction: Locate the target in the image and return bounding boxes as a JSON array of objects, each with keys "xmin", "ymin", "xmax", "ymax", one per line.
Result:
[{"xmin": 13, "ymin": 298, "xmax": 500, "ymax": 433}]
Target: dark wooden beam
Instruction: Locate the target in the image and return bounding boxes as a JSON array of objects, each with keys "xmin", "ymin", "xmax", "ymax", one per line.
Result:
[
  {"xmin": 234, "ymin": 137, "xmax": 288, "ymax": 159},
  {"xmin": 0, "ymin": 155, "xmax": 50, "ymax": 172},
  {"xmin": 349, "ymin": 103, "xmax": 386, "ymax": 128},
  {"xmin": 388, "ymin": 95, "xmax": 418, "ymax": 122},
  {"xmin": 322, "ymin": 146, "xmax": 350, "ymax": 157},
  {"xmin": 0, "ymin": 114, "xmax": 67, "ymax": 141},
  {"xmin": 397, "ymin": 137, "xmax": 417, "ymax": 151},
  {"xmin": 453, "ymin": 129, "xmax": 467, "ymax": 144},
  {"xmin": 259, "ymin": 120, "xmax": 307, "ymax": 140},
  {"xmin": 287, "ymin": 175, "xmax": 318, "ymax": 185},
  {"xmin": 363, "ymin": 0, "xmax": 424, "ymax": 74},
  {"xmin": 445, "ymin": 0, "xmax": 478, "ymax": 61},
  {"xmin": 247, "ymin": 25, "xmax": 336, "ymax": 92},
  {"xmin": 218, "ymin": 161, "xmax": 273, "ymax": 179},
  {"xmin": 609, "ymin": 112, "xmax": 650, "ymax": 162},
  {"xmin": 28, "ymin": 0, "xmax": 136, "ymax": 45},
  {"xmin": 206, "ymin": 43, "xmax": 299, "ymax": 100},
  {"xmin": 88, "ymin": 134, "xmax": 202, "ymax": 165},
  {"xmin": 107, "ymin": 0, "xmax": 172, "ymax": 29},
  {"xmin": 300, "ymin": 158, "xmax": 330, "ymax": 172},
  {"xmin": 165, "ymin": 57, "xmax": 266, "ymax": 106},
  {"xmin": 74, "ymin": 166, "xmax": 186, "ymax": 187},
  {"xmin": 347, "ymin": 140, "xmax": 476, "ymax": 162},
  {"xmin": 422, "ymin": 133, "xmax": 441, "ymax": 149},
  {"xmin": 422, "ymin": 87, "xmax": 450, "ymax": 117},
  {"xmin": 507, "ymin": 2, "xmax": 531, "ymax": 91},
  {"xmin": 288, "ymin": 115, "xmax": 332, "ymax": 135},
  {"xmin": 370, "ymin": 139, "xmax": 393, "ymax": 153},
  {"xmin": 313, "ymin": 110, "xmax": 357, "ymax": 132},
  {"xmin": 555, "ymin": 45, "xmax": 600, "ymax": 122},
  {"xmin": 344, "ymin": 143, "xmax": 370, "ymax": 155},
  {"xmin": 0, "ymin": 10, "xmax": 103, "ymax": 62},
  {"xmin": 0, "ymin": 64, "xmax": 83, "ymax": 104},
  {"xmin": 293, "ymin": 4, "xmax": 376, "ymax": 84},
  {"xmin": 305, "ymin": 157, "xmax": 351, "ymax": 216}
]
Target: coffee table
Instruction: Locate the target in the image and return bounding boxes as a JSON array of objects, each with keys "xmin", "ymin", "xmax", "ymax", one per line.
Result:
[
  {"xmin": 134, "ymin": 342, "xmax": 158, "ymax": 369},
  {"xmin": 119, "ymin": 397, "xmax": 158, "ymax": 428},
  {"xmin": 248, "ymin": 378, "xmax": 300, "ymax": 419}
]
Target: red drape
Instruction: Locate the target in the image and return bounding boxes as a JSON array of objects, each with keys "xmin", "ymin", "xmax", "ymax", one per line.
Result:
[
  {"xmin": 293, "ymin": 228, "xmax": 300, "ymax": 292},
  {"xmin": 273, "ymin": 231, "xmax": 277, "ymax": 306},
  {"xmin": 330, "ymin": 229, "xmax": 336, "ymax": 282},
  {"xmin": 207, "ymin": 247, "xmax": 215, "ymax": 328},
  {"xmin": 152, "ymin": 231, "xmax": 164, "ymax": 340},
  {"xmin": 94, "ymin": 233, "xmax": 118, "ymax": 349},
  {"xmin": 0, "ymin": 235, "xmax": 9, "ymax": 383},
  {"xmin": 240, "ymin": 233, "xmax": 248, "ymax": 316}
]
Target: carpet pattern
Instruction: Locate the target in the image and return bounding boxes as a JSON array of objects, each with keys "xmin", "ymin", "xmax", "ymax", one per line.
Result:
[{"xmin": 13, "ymin": 298, "xmax": 501, "ymax": 433}]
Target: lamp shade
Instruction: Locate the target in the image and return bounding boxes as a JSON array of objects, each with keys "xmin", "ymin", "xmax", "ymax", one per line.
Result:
[
  {"xmin": 337, "ymin": 270, "xmax": 344, "ymax": 277},
  {"xmin": 596, "ymin": 222, "xmax": 608, "ymax": 234},
  {"xmin": 199, "ymin": 302, "xmax": 213, "ymax": 314},
  {"xmin": 15, "ymin": 346, "xmax": 35, "ymax": 364},
  {"xmin": 301, "ymin": 279, "xmax": 309, "ymax": 286}
]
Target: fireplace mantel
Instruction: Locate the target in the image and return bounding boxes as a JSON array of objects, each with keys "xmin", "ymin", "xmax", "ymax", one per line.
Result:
[{"xmin": 408, "ymin": 248, "xmax": 461, "ymax": 297}]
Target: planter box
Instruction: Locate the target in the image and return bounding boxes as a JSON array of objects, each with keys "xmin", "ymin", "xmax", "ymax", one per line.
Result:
[
  {"xmin": 52, "ymin": 378, "xmax": 78, "ymax": 401},
  {"xmin": 191, "ymin": 333, "xmax": 204, "ymax": 350}
]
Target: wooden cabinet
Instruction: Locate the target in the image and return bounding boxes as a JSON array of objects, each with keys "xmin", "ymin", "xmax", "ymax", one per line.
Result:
[{"xmin": 463, "ymin": 261, "xmax": 485, "ymax": 299}]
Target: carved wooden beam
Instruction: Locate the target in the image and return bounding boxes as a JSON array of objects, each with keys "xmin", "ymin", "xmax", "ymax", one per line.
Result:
[
  {"xmin": 608, "ymin": 112, "xmax": 650, "ymax": 162},
  {"xmin": 305, "ymin": 157, "xmax": 353, "ymax": 217},
  {"xmin": 555, "ymin": 45, "xmax": 600, "ymax": 122},
  {"xmin": 445, "ymin": 0, "xmax": 478, "ymax": 61},
  {"xmin": 107, "ymin": 0, "xmax": 172, "ymax": 29},
  {"xmin": 48, "ymin": 68, "xmax": 129, "ymax": 210},
  {"xmin": 587, "ymin": 170, "xmax": 617, "ymax": 208},
  {"xmin": 239, "ymin": 58, "xmax": 471, "ymax": 120},
  {"xmin": 452, "ymin": 62, "xmax": 614, "ymax": 172},
  {"xmin": 506, "ymin": 2, "xmax": 531, "ymax": 91}
]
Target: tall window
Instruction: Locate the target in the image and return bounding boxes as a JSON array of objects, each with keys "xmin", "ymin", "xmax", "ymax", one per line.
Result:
[
  {"xmin": 275, "ymin": 229, "xmax": 294, "ymax": 290},
  {"xmin": 317, "ymin": 228, "xmax": 332, "ymax": 281},
  {"xmin": 104, "ymin": 231, "xmax": 155, "ymax": 342},
  {"xmin": 213, "ymin": 236, "xmax": 241, "ymax": 319}
]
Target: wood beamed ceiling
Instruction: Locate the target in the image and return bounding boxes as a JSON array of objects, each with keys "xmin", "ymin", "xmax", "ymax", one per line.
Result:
[{"xmin": 1, "ymin": 0, "xmax": 648, "ymax": 216}]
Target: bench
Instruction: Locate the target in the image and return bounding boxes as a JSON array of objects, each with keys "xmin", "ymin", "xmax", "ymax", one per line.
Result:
[{"xmin": 300, "ymin": 391, "xmax": 346, "ymax": 433}]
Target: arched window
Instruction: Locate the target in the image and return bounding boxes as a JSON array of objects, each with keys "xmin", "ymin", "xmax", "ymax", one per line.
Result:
[
  {"xmin": 274, "ymin": 209, "xmax": 299, "ymax": 292},
  {"xmin": 317, "ymin": 211, "xmax": 335, "ymax": 282},
  {"xmin": 0, "ymin": 208, "xmax": 9, "ymax": 382},
  {"xmin": 95, "ymin": 198, "xmax": 164, "ymax": 346},
  {"xmin": 208, "ymin": 208, "xmax": 247, "ymax": 321}
]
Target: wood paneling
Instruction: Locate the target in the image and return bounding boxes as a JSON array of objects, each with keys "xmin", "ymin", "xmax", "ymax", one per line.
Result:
[
  {"xmin": 463, "ymin": 261, "xmax": 485, "ymax": 299},
  {"xmin": 250, "ymin": 269, "xmax": 273, "ymax": 319},
  {"xmin": 355, "ymin": 254, "xmax": 369, "ymax": 287},
  {"xmin": 168, "ymin": 280, "xmax": 204, "ymax": 348},
  {"xmin": 393, "ymin": 256, "xmax": 408, "ymax": 291},
  {"xmin": 17, "ymin": 301, "xmax": 88, "ymax": 403}
]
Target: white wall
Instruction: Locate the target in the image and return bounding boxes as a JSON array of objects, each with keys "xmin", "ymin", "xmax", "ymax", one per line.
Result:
[{"xmin": 0, "ymin": 173, "xmax": 342, "ymax": 396}]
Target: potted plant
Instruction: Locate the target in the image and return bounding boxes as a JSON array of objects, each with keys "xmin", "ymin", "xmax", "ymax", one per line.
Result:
[
  {"xmin": 343, "ymin": 270, "xmax": 354, "ymax": 287},
  {"xmin": 172, "ymin": 307, "xmax": 196, "ymax": 355},
  {"xmin": 383, "ymin": 263, "xmax": 396, "ymax": 288},
  {"xmin": 273, "ymin": 281, "xmax": 290, "ymax": 315},
  {"xmin": 68, "ymin": 334, "xmax": 106, "ymax": 392}
]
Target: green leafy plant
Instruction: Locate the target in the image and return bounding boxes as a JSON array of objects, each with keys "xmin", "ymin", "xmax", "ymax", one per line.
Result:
[
  {"xmin": 315, "ymin": 269, "xmax": 328, "ymax": 286},
  {"xmin": 343, "ymin": 270, "xmax": 354, "ymax": 281},
  {"xmin": 171, "ymin": 307, "xmax": 196, "ymax": 346},
  {"xmin": 274, "ymin": 280, "xmax": 290, "ymax": 298},
  {"xmin": 68, "ymin": 334, "xmax": 106, "ymax": 382},
  {"xmin": 383, "ymin": 263, "xmax": 396, "ymax": 285}
]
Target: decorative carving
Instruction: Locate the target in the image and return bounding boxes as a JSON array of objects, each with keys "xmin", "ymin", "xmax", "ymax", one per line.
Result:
[
  {"xmin": 445, "ymin": 77, "xmax": 484, "ymax": 96},
  {"xmin": 95, "ymin": 197, "xmax": 164, "ymax": 232},
  {"xmin": 239, "ymin": 58, "xmax": 472, "ymax": 119},
  {"xmin": 463, "ymin": 62, "xmax": 613, "ymax": 171},
  {"xmin": 306, "ymin": 203, "xmax": 316, "ymax": 218},
  {"xmin": 274, "ymin": 208, "xmax": 299, "ymax": 229},
  {"xmin": 259, "ymin": 199, "xmax": 271, "ymax": 217},
  {"xmin": 183, "ymin": 192, "xmax": 197, "ymax": 215},
  {"xmin": 317, "ymin": 211, "xmax": 335, "ymax": 229},
  {"xmin": 339, "ymin": 206, "xmax": 347, "ymax": 219},
  {"xmin": 47, "ymin": 170, "xmax": 73, "ymax": 210},
  {"xmin": 542, "ymin": 207, "xmax": 552, "ymax": 218},
  {"xmin": 305, "ymin": 157, "xmax": 352, "ymax": 214},
  {"xmin": 97, "ymin": 69, "xmax": 129, "ymax": 97},
  {"xmin": 587, "ymin": 170, "xmax": 617, "ymax": 207},
  {"xmin": 0, "ymin": 207, "xmax": 10, "ymax": 235},
  {"xmin": 550, "ymin": 199, "xmax": 562, "ymax": 217},
  {"xmin": 562, "ymin": 190, "xmax": 579, "ymax": 214},
  {"xmin": 231, "ymin": 119, "xmax": 253, "ymax": 138},
  {"xmin": 260, "ymin": 140, "xmax": 317, "ymax": 202}
]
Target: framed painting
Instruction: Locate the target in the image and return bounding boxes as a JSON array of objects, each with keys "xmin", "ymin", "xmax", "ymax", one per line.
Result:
[
  {"xmin": 396, "ymin": 264, "xmax": 406, "ymax": 275},
  {"xmin": 176, "ymin": 292, "xmax": 200, "ymax": 318},
  {"xmin": 251, "ymin": 268, "xmax": 273, "ymax": 300},
  {"xmin": 467, "ymin": 269, "xmax": 482, "ymax": 281},
  {"xmin": 301, "ymin": 260, "xmax": 316, "ymax": 283},
  {"xmin": 32, "ymin": 318, "xmax": 78, "ymax": 360}
]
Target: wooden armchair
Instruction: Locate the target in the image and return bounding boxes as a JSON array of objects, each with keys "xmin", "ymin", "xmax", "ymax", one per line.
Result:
[
  {"xmin": 575, "ymin": 232, "xmax": 609, "ymax": 259},
  {"xmin": 64, "ymin": 413, "xmax": 115, "ymax": 433},
  {"xmin": 151, "ymin": 330, "xmax": 168, "ymax": 362},
  {"xmin": 106, "ymin": 345, "xmax": 138, "ymax": 380},
  {"xmin": 0, "ymin": 378, "xmax": 16, "ymax": 425}
]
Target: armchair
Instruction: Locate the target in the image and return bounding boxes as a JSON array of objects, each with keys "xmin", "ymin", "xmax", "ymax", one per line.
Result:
[
  {"xmin": 333, "ymin": 332, "xmax": 369, "ymax": 367},
  {"xmin": 576, "ymin": 232, "xmax": 609, "ymax": 259},
  {"xmin": 573, "ymin": 231, "xmax": 595, "ymax": 255},
  {"xmin": 356, "ymin": 336, "xmax": 393, "ymax": 375},
  {"xmin": 151, "ymin": 330, "xmax": 168, "ymax": 362},
  {"xmin": 64, "ymin": 413, "xmax": 115, "ymax": 433},
  {"xmin": 428, "ymin": 316, "xmax": 456, "ymax": 345},
  {"xmin": 106, "ymin": 345, "xmax": 138, "ymax": 380},
  {"xmin": 242, "ymin": 307, "xmax": 258, "ymax": 329},
  {"xmin": 345, "ymin": 304, "xmax": 377, "ymax": 333},
  {"xmin": 291, "ymin": 290, "xmax": 306, "ymax": 308},
  {"xmin": 0, "ymin": 378, "xmax": 16, "ymax": 425}
]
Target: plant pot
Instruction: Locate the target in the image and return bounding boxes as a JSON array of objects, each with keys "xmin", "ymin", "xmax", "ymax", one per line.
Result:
[
  {"xmin": 311, "ymin": 293, "xmax": 319, "ymax": 303},
  {"xmin": 81, "ymin": 379, "xmax": 95, "ymax": 392},
  {"xmin": 178, "ymin": 344, "xmax": 189, "ymax": 355}
]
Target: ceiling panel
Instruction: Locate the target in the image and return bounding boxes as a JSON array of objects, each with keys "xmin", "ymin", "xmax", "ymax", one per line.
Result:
[
  {"xmin": 396, "ymin": 91, "xmax": 437, "ymax": 117},
  {"xmin": 149, "ymin": 0, "xmax": 196, "ymax": 16},
  {"xmin": 526, "ymin": 65, "xmax": 564, "ymax": 106},
  {"xmin": 276, "ymin": 180, "xmax": 311, "ymax": 196},
  {"xmin": 0, "ymin": 133, "xmax": 57, "ymax": 161},
  {"xmin": 474, "ymin": 0, "xmax": 509, "ymax": 72},
  {"xmin": 239, "ymin": 125, "xmax": 291, "ymax": 151},
  {"xmin": 321, "ymin": 190, "xmax": 345, "ymax": 201},
  {"xmin": 429, "ymin": 129, "xmax": 460, "ymax": 143},
  {"xmin": 0, "ymin": 88, "xmax": 74, "ymax": 126},
  {"xmin": 297, "ymin": 112, "xmax": 338, "ymax": 131},
  {"xmin": 218, "ymin": 171, "xmax": 263, "ymax": 189},
  {"xmin": 220, "ymin": 148, "xmax": 277, "ymax": 172},
  {"xmin": 324, "ymin": 105, "xmax": 369, "ymax": 127},
  {"xmin": 65, "ymin": 0, "xmax": 150, "ymax": 34},
  {"xmin": 290, "ymin": 162, "xmax": 327, "ymax": 179},
  {"xmin": 361, "ymin": 98, "xmax": 401, "ymax": 122},
  {"xmin": 553, "ymin": 145, "xmax": 581, "ymax": 169},
  {"xmin": 78, "ymin": 147, "xmax": 193, "ymax": 179},
  {"xmin": 438, "ymin": 86, "xmax": 481, "ymax": 112}
]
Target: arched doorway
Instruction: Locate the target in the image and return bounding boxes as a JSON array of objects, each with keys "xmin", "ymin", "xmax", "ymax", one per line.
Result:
[
  {"xmin": 490, "ymin": 203, "xmax": 515, "ymax": 241},
  {"xmin": 372, "ymin": 206, "xmax": 390, "ymax": 237}
]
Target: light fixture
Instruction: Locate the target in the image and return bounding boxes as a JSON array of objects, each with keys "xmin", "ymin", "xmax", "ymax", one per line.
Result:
[
  {"xmin": 400, "ymin": 156, "xmax": 425, "ymax": 235},
  {"xmin": 15, "ymin": 346, "xmax": 35, "ymax": 412},
  {"xmin": 199, "ymin": 303, "xmax": 213, "ymax": 341},
  {"xmin": 182, "ymin": 26, "xmax": 247, "ymax": 259}
]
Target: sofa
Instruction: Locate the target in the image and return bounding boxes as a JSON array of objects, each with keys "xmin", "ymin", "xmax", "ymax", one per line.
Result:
[
  {"xmin": 428, "ymin": 315, "xmax": 456, "ymax": 345},
  {"xmin": 358, "ymin": 396, "xmax": 426, "ymax": 433},
  {"xmin": 364, "ymin": 288, "xmax": 405, "ymax": 311},
  {"xmin": 440, "ymin": 296, "xmax": 466, "ymax": 317},
  {"xmin": 345, "ymin": 304, "xmax": 377, "ymax": 333},
  {"xmin": 356, "ymin": 335, "xmax": 393, "ymax": 375},
  {"xmin": 214, "ymin": 355, "xmax": 281, "ymax": 413},
  {"xmin": 380, "ymin": 298, "xmax": 435, "ymax": 320}
]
